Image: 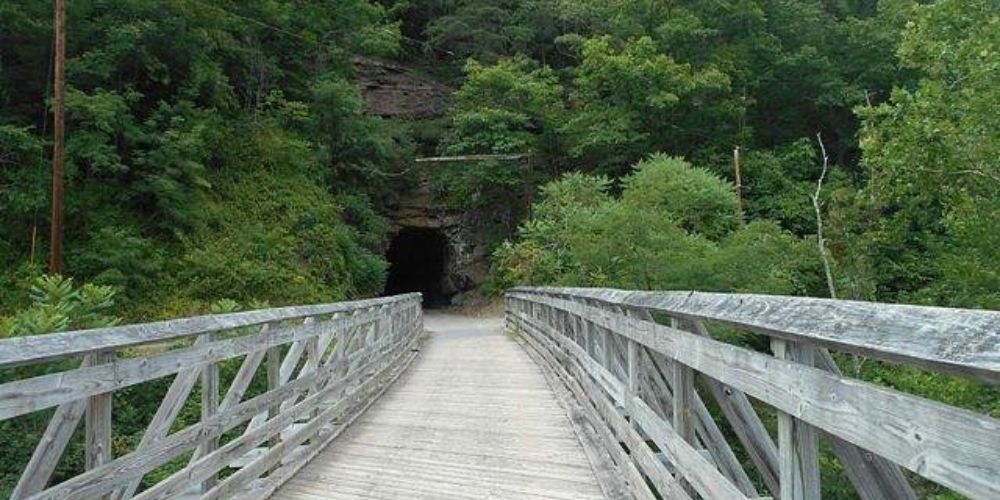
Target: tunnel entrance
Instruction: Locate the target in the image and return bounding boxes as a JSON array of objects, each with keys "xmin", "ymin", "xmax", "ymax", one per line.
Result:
[{"xmin": 384, "ymin": 227, "xmax": 451, "ymax": 307}]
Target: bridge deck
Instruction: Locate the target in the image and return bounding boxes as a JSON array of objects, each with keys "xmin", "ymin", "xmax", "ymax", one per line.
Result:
[{"xmin": 270, "ymin": 313, "xmax": 607, "ymax": 500}]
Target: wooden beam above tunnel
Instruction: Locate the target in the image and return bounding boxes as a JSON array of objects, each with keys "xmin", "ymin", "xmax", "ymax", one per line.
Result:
[{"xmin": 414, "ymin": 153, "xmax": 529, "ymax": 163}]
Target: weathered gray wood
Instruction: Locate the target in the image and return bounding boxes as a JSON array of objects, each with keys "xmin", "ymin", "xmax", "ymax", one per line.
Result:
[
  {"xmin": 199, "ymin": 349, "xmax": 220, "ymax": 491},
  {"xmin": 641, "ymin": 343, "xmax": 762, "ymax": 497},
  {"xmin": 85, "ymin": 351, "xmax": 114, "ymax": 472},
  {"xmin": 229, "ymin": 337, "xmax": 419, "ymax": 500},
  {"xmin": 626, "ymin": 338, "xmax": 638, "ymax": 426},
  {"xmin": 0, "ymin": 295, "xmax": 421, "ymax": 500},
  {"xmin": 630, "ymin": 394, "xmax": 751, "ymax": 499},
  {"xmin": 515, "ymin": 287, "xmax": 1000, "ymax": 383},
  {"xmin": 0, "ymin": 294, "xmax": 419, "ymax": 368},
  {"xmin": 136, "ymin": 331, "xmax": 420, "ymax": 500},
  {"xmin": 515, "ymin": 314, "xmax": 674, "ymax": 500},
  {"xmin": 220, "ymin": 347, "xmax": 267, "ymax": 412},
  {"xmin": 814, "ymin": 349, "xmax": 918, "ymax": 500},
  {"xmin": 681, "ymin": 319, "xmax": 781, "ymax": 496},
  {"xmin": 11, "ymin": 400, "xmax": 85, "ymax": 498},
  {"xmin": 268, "ymin": 314, "xmax": 609, "ymax": 500},
  {"xmin": 0, "ymin": 312, "xmax": 379, "ymax": 420},
  {"xmin": 572, "ymin": 305, "xmax": 761, "ymax": 497},
  {"xmin": 772, "ymin": 338, "xmax": 820, "ymax": 500},
  {"xmin": 517, "ymin": 321, "xmax": 634, "ymax": 499},
  {"xmin": 10, "ymin": 357, "xmax": 91, "ymax": 499},
  {"xmin": 670, "ymin": 322, "xmax": 695, "ymax": 445},
  {"xmin": 520, "ymin": 308, "xmax": 757, "ymax": 500},
  {"xmin": 510, "ymin": 292, "xmax": 1000, "ymax": 500},
  {"xmin": 29, "ymin": 324, "xmax": 415, "ymax": 500},
  {"xmin": 112, "ymin": 359, "xmax": 203, "ymax": 500},
  {"xmin": 205, "ymin": 336, "xmax": 418, "ymax": 500}
]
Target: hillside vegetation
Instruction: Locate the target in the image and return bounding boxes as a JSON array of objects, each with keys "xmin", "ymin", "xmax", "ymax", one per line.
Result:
[{"xmin": 0, "ymin": 1, "xmax": 997, "ymax": 497}]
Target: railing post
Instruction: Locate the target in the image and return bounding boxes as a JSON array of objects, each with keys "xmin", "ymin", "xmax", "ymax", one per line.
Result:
[
  {"xmin": 626, "ymin": 338, "xmax": 638, "ymax": 428},
  {"xmin": 85, "ymin": 350, "xmax": 114, "ymax": 473},
  {"xmin": 267, "ymin": 343, "xmax": 282, "ymax": 448},
  {"xmin": 669, "ymin": 318, "xmax": 696, "ymax": 495},
  {"xmin": 669, "ymin": 319, "xmax": 695, "ymax": 444},
  {"xmin": 200, "ymin": 342, "xmax": 220, "ymax": 491},
  {"xmin": 772, "ymin": 338, "xmax": 820, "ymax": 500}
]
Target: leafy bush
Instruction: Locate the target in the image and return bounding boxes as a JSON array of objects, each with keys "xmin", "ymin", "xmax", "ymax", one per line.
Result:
[
  {"xmin": 492, "ymin": 154, "xmax": 812, "ymax": 295},
  {"xmin": 1, "ymin": 275, "xmax": 120, "ymax": 337},
  {"xmin": 621, "ymin": 154, "xmax": 740, "ymax": 240}
]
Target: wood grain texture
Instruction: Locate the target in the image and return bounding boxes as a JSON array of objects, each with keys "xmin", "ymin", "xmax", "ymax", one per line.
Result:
[
  {"xmin": 772, "ymin": 339, "xmax": 820, "ymax": 500},
  {"xmin": 514, "ymin": 309, "xmax": 739, "ymax": 499},
  {"xmin": 514, "ymin": 312, "xmax": 687, "ymax": 500},
  {"xmin": 270, "ymin": 313, "xmax": 609, "ymax": 500},
  {"xmin": 6, "ymin": 296, "xmax": 422, "ymax": 500},
  {"xmin": 514, "ymin": 287, "xmax": 1000, "ymax": 383},
  {"xmin": 0, "ymin": 294, "xmax": 419, "ymax": 368},
  {"xmin": 509, "ymin": 292, "xmax": 1000, "ymax": 500},
  {"xmin": 0, "ymin": 313, "xmax": 379, "ymax": 420}
]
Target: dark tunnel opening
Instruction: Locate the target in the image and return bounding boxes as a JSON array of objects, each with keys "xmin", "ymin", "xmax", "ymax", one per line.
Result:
[{"xmin": 384, "ymin": 227, "xmax": 451, "ymax": 308}]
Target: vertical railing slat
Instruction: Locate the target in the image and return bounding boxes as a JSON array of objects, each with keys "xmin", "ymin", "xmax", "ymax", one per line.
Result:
[{"xmin": 772, "ymin": 338, "xmax": 820, "ymax": 500}]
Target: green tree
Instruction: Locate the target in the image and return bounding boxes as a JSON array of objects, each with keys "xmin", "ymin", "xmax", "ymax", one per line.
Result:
[{"xmin": 857, "ymin": 0, "xmax": 999, "ymax": 308}]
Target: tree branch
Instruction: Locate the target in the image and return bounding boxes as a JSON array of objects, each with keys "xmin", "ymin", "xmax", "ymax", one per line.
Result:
[{"xmin": 813, "ymin": 133, "xmax": 837, "ymax": 300}]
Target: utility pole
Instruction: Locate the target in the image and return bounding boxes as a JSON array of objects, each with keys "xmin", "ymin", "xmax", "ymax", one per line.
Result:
[
  {"xmin": 733, "ymin": 146, "xmax": 744, "ymax": 223},
  {"xmin": 49, "ymin": 0, "xmax": 66, "ymax": 274}
]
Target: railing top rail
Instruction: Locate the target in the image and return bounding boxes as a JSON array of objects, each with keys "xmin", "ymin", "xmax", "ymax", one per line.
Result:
[
  {"xmin": 511, "ymin": 287, "xmax": 1000, "ymax": 383},
  {"xmin": 0, "ymin": 293, "xmax": 421, "ymax": 369}
]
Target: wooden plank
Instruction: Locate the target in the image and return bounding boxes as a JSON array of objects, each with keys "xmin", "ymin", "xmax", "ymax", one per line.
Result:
[
  {"xmin": 204, "ymin": 336, "xmax": 419, "ymax": 500},
  {"xmin": 0, "ymin": 294, "xmax": 420, "ymax": 368},
  {"xmin": 514, "ymin": 315, "xmax": 670, "ymax": 500},
  {"xmin": 515, "ymin": 325, "xmax": 633, "ymax": 499},
  {"xmin": 680, "ymin": 319, "xmax": 781, "ymax": 496},
  {"xmin": 641, "ymin": 342, "xmax": 762, "ymax": 497},
  {"xmin": 199, "ymin": 348, "xmax": 220, "ymax": 491},
  {"xmin": 113, "ymin": 359, "xmax": 203, "ymax": 500},
  {"xmin": 0, "ymin": 312, "xmax": 378, "ymax": 420},
  {"xmin": 518, "ymin": 311, "xmax": 731, "ymax": 499},
  {"xmin": 233, "ymin": 338, "xmax": 420, "ymax": 500},
  {"xmin": 186, "ymin": 345, "xmax": 268, "ymax": 469},
  {"xmin": 11, "ymin": 400, "xmax": 86, "ymax": 498},
  {"xmin": 670, "ymin": 322, "xmax": 695, "ymax": 444},
  {"xmin": 85, "ymin": 350, "xmax": 114, "ymax": 472},
  {"xmin": 137, "ymin": 331, "xmax": 420, "ymax": 500},
  {"xmin": 772, "ymin": 339, "xmax": 820, "ymax": 500},
  {"xmin": 10, "ymin": 356, "xmax": 91, "ymax": 499},
  {"xmin": 814, "ymin": 349, "xmax": 918, "ymax": 500},
  {"xmin": 414, "ymin": 153, "xmax": 528, "ymax": 163},
  {"xmin": 509, "ymin": 293, "xmax": 1000, "ymax": 500},
  {"xmin": 513, "ymin": 287, "xmax": 1000, "ymax": 383},
  {"xmin": 626, "ymin": 338, "xmax": 638, "ymax": 426},
  {"xmin": 29, "ymin": 324, "xmax": 415, "ymax": 500},
  {"xmin": 630, "ymin": 395, "xmax": 751, "ymax": 499},
  {"xmin": 266, "ymin": 344, "xmax": 283, "ymax": 448}
]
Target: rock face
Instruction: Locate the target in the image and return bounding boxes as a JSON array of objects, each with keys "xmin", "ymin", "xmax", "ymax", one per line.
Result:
[
  {"xmin": 353, "ymin": 58, "xmax": 510, "ymax": 304},
  {"xmin": 354, "ymin": 57, "xmax": 453, "ymax": 118},
  {"xmin": 386, "ymin": 182, "xmax": 517, "ymax": 305}
]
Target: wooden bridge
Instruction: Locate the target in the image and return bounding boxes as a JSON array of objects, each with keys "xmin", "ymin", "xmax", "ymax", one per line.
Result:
[{"xmin": 0, "ymin": 288, "xmax": 997, "ymax": 499}]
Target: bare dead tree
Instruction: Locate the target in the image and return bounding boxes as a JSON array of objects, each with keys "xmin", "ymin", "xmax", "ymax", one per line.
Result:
[{"xmin": 813, "ymin": 133, "xmax": 837, "ymax": 300}]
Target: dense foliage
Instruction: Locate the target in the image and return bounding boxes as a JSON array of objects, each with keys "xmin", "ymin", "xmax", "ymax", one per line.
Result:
[
  {"xmin": 401, "ymin": 0, "xmax": 997, "ymax": 311},
  {"xmin": 0, "ymin": 0, "xmax": 996, "ymax": 497},
  {"xmin": 1, "ymin": 0, "xmax": 402, "ymax": 321}
]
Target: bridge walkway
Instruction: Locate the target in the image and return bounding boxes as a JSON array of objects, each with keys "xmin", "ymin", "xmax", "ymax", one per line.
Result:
[{"xmin": 271, "ymin": 313, "xmax": 607, "ymax": 500}]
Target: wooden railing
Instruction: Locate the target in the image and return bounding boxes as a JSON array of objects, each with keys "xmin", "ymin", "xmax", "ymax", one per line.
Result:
[
  {"xmin": 0, "ymin": 293, "xmax": 422, "ymax": 500},
  {"xmin": 506, "ymin": 287, "xmax": 1000, "ymax": 500}
]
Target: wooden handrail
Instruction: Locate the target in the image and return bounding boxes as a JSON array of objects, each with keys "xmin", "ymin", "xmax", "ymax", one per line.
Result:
[
  {"xmin": 507, "ymin": 288, "xmax": 1000, "ymax": 500},
  {"xmin": 513, "ymin": 287, "xmax": 1000, "ymax": 383},
  {"xmin": 1, "ymin": 294, "xmax": 423, "ymax": 500},
  {"xmin": 0, "ymin": 294, "xmax": 419, "ymax": 368}
]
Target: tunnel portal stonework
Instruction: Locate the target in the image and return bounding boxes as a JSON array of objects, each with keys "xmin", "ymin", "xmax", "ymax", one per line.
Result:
[{"xmin": 386, "ymin": 182, "xmax": 516, "ymax": 306}]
